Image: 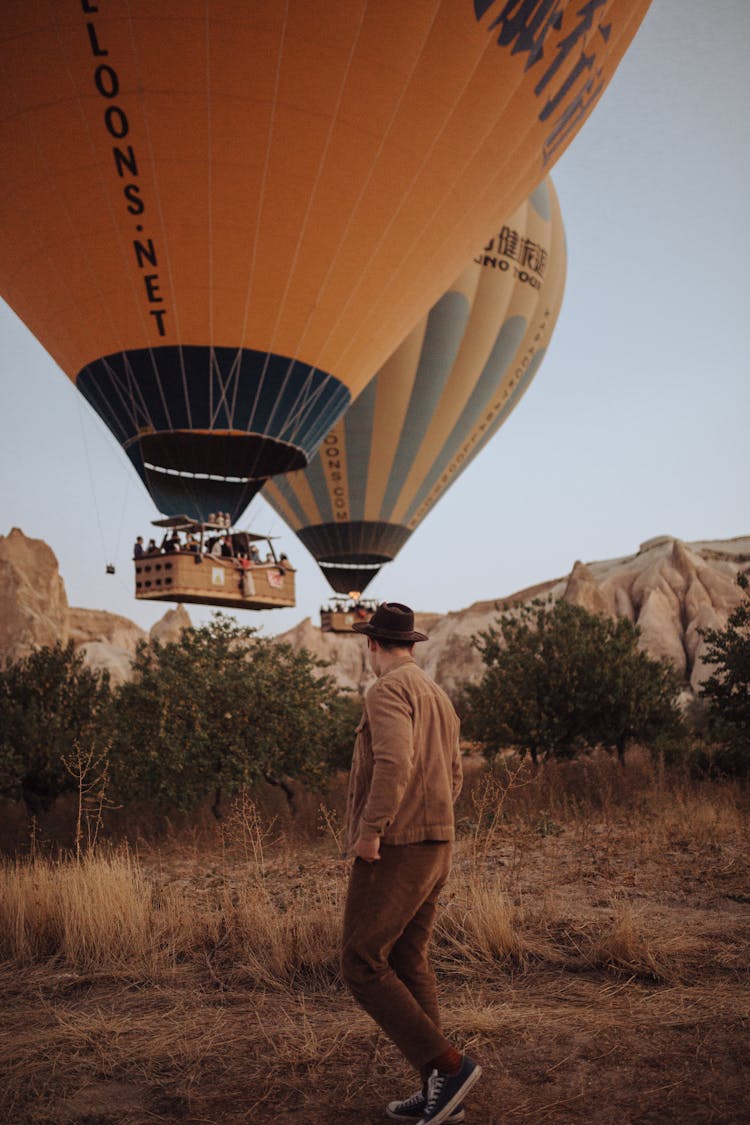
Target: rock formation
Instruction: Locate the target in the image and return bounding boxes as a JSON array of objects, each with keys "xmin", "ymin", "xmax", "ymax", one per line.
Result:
[
  {"xmin": 559, "ymin": 536, "xmax": 747, "ymax": 692},
  {"xmin": 149, "ymin": 605, "xmax": 192, "ymax": 648},
  {"xmin": 277, "ymin": 535, "xmax": 749, "ymax": 698},
  {"xmin": 0, "ymin": 528, "xmax": 69, "ymax": 662},
  {"xmin": 0, "ymin": 528, "xmax": 191, "ymax": 680},
  {"xmin": 1, "ymin": 527, "xmax": 747, "ymax": 699},
  {"xmin": 68, "ymin": 608, "xmax": 148, "ymax": 685},
  {"xmin": 279, "ymin": 616, "xmax": 375, "ymax": 696}
]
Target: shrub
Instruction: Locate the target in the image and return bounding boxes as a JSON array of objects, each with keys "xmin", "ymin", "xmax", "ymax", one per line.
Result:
[{"xmin": 462, "ymin": 598, "xmax": 685, "ymax": 764}]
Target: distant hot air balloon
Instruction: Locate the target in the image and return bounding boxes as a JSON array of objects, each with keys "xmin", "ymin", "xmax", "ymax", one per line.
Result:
[
  {"xmin": 263, "ymin": 176, "xmax": 566, "ymax": 593},
  {"xmin": 1, "ymin": 1, "xmax": 647, "ymax": 521}
]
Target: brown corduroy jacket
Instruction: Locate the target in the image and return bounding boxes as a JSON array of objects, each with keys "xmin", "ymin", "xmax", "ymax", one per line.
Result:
[{"xmin": 345, "ymin": 655, "xmax": 463, "ymax": 854}]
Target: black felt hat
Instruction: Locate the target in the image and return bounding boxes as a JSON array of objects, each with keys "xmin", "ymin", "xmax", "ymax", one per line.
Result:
[{"xmin": 351, "ymin": 602, "xmax": 428, "ymax": 643}]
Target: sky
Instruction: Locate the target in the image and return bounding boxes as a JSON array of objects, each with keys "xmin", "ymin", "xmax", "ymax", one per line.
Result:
[{"xmin": 2, "ymin": 0, "xmax": 748, "ymax": 639}]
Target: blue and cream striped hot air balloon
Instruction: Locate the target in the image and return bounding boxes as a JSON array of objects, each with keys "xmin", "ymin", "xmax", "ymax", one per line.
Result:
[{"xmin": 263, "ymin": 177, "xmax": 566, "ymax": 593}]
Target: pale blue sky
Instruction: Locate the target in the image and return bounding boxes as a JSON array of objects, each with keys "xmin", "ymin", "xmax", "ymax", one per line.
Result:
[{"xmin": 2, "ymin": 0, "xmax": 748, "ymax": 637}]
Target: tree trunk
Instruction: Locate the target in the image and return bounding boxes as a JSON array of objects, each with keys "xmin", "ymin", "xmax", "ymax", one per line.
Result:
[{"xmin": 264, "ymin": 773, "xmax": 297, "ymax": 815}]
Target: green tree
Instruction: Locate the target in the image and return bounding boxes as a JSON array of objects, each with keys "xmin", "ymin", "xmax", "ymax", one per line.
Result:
[
  {"xmin": 0, "ymin": 642, "xmax": 112, "ymax": 816},
  {"xmin": 462, "ymin": 598, "xmax": 685, "ymax": 764},
  {"xmin": 699, "ymin": 572, "xmax": 750, "ymax": 774},
  {"xmin": 110, "ymin": 614, "xmax": 356, "ymax": 816}
]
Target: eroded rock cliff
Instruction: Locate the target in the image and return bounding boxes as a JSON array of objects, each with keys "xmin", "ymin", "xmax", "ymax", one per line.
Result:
[
  {"xmin": 0, "ymin": 528, "xmax": 69, "ymax": 662},
  {"xmin": 1, "ymin": 528, "xmax": 747, "ymax": 698},
  {"xmin": 277, "ymin": 536, "xmax": 749, "ymax": 698},
  {"xmin": 0, "ymin": 528, "xmax": 189, "ymax": 680}
]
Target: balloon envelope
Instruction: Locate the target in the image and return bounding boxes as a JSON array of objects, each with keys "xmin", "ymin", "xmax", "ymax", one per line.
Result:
[
  {"xmin": 1, "ymin": 1, "xmax": 646, "ymax": 519},
  {"xmin": 263, "ymin": 177, "xmax": 566, "ymax": 593}
]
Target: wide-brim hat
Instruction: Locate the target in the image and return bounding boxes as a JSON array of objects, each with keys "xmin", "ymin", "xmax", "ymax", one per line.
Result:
[{"xmin": 352, "ymin": 601, "xmax": 428, "ymax": 643}]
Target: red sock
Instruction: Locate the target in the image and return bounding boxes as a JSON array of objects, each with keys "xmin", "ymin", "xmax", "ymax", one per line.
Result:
[{"xmin": 427, "ymin": 1047, "xmax": 463, "ymax": 1076}]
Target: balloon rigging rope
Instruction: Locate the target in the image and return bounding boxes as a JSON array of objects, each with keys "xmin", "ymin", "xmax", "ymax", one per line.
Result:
[
  {"xmin": 262, "ymin": 478, "xmax": 300, "ymax": 533},
  {"xmin": 75, "ymin": 392, "xmax": 112, "ymax": 568},
  {"xmin": 276, "ymin": 374, "xmax": 334, "ymax": 439},
  {"xmin": 113, "ymin": 472, "xmax": 132, "ymax": 561},
  {"xmin": 99, "ymin": 356, "xmax": 146, "ymax": 438}
]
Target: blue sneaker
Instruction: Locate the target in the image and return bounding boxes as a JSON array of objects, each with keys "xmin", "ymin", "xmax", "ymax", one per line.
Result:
[
  {"xmin": 419, "ymin": 1057, "xmax": 481, "ymax": 1124},
  {"xmin": 386, "ymin": 1083, "xmax": 465, "ymax": 1121}
]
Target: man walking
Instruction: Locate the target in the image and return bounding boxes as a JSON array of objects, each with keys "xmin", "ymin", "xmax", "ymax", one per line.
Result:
[{"xmin": 342, "ymin": 602, "xmax": 481, "ymax": 1125}]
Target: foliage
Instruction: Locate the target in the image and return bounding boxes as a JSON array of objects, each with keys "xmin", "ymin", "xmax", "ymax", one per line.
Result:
[
  {"xmin": 462, "ymin": 597, "xmax": 685, "ymax": 764},
  {"xmin": 110, "ymin": 614, "xmax": 356, "ymax": 816},
  {"xmin": 322, "ymin": 691, "xmax": 364, "ymax": 773},
  {"xmin": 0, "ymin": 642, "xmax": 112, "ymax": 816},
  {"xmin": 699, "ymin": 572, "xmax": 750, "ymax": 775}
]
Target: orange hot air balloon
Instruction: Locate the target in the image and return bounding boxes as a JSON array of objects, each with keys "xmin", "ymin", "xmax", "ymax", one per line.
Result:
[
  {"xmin": 263, "ymin": 176, "xmax": 566, "ymax": 594},
  {"xmin": 1, "ymin": 1, "xmax": 648, "ymax": 521}
]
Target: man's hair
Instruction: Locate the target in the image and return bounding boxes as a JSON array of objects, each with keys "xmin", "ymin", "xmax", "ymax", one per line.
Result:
[{"xmin": 372, "ymin": 637, "xmax": 414, "ymax": 653}]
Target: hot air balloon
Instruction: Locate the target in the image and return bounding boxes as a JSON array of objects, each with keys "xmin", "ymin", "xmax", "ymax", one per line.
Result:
[
  {"xmin": 263, "ymin": 176, "xmax": 566, "ymax": 595},
  {"xmin": 1, "ymin": 2, "xmax": 647, "ymax": 521}
]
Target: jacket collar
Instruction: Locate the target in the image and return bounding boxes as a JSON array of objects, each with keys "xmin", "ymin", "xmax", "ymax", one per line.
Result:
[{"xmin": 377, "ymin": 653, "xmax": 417, "ymax": 679}]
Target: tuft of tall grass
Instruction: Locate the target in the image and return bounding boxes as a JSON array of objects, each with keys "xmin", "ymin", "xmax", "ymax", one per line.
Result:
[
  {"xmin": 0, "ymin": 786, "xmax": 348, "ymax": 988},
  {"xmin": 221, "ymin": 874, "xmax": 344, "ymax": 989},
  {"xmin": 588, "ymin": 905, "xmax": 705, "ymax": 982},
  {"xmin": 0, "ymin": 848, "xmax": 154, "ymax": 970},
  {"xmin": 437, "ymin": 875, "xmax": 540, "ymax": 970},
  {"xmin": 1, "ymin": 776, "xmax": 745, "ymax": 991}
]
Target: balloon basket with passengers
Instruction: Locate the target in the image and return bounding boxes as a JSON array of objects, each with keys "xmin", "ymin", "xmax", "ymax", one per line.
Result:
[
  {"xmin": 134, "ymin": 517, "xmax": 295, "ymax": 611},
  {"xmin": 320, "ymin": 596, "xmax": 377, "ymax": 634}
]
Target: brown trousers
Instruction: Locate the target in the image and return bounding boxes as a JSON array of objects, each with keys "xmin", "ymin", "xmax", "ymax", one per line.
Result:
[{"xmin": 341, "ymin": 842, "xmax": 452, "ymax": 1072}]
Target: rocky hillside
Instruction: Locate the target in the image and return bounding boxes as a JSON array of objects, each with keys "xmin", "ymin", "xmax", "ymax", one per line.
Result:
[
  {"xmin": 278, "ymin": 535, "xmax": 750, "ymax": 698},
  {"xmin": 0, "ymin": 528, "xmax": 191, "ymax": 683},
  {"xmin": 1, "ymin": 527, "xmax": 747, "ymax": 697}
]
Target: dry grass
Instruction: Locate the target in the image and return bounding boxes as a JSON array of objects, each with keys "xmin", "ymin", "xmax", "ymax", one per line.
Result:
[{"xmin": 1, "ymin": 758, "xmax": 749, "ymax": 1123}]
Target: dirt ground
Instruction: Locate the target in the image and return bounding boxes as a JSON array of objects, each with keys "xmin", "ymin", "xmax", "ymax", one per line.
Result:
[{"xmin": 1, "ymin": 770, "xmax": 749, "ymax": 1124}]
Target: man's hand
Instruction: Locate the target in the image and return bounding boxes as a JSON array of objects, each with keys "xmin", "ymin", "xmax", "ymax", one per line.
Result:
[{"xmin": 354, "ymin": 835, "xmax": 381, "ymax": 862}]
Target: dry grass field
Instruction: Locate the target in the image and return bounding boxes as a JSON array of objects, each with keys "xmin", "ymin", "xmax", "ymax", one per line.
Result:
[{"xmin": 1, "ymin": 752, "xmax": 748, "ymax": 1124}]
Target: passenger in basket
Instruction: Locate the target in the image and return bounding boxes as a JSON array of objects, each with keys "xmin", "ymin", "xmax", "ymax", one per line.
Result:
[{"xmin": 162, "ymin": 531, "xmax": 181, "ymax": 554}]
